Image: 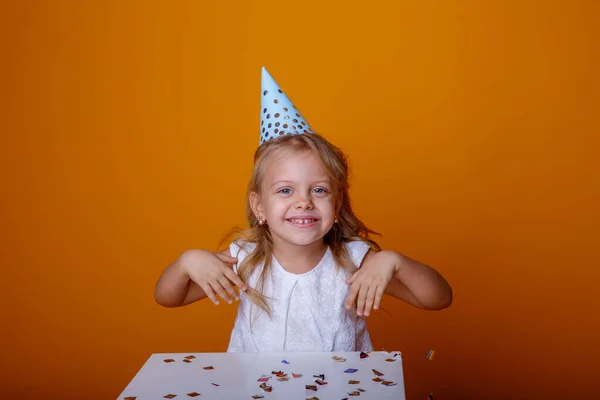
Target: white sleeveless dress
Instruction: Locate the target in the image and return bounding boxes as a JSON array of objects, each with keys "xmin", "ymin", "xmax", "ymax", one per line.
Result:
[{"xmin": 226, "ymin": 240, "xmax": 373, "ymax": 352}]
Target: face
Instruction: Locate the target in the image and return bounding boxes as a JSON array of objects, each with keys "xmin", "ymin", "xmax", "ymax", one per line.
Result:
[{"xmin": 252, "ymin": 150, "xmax": 337, "ymax": 248}]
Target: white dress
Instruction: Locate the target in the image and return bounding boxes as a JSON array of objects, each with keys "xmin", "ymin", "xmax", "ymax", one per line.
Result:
[{"xmin": 227, "ymin": 240, "xmax": 373, "ymax": 352}]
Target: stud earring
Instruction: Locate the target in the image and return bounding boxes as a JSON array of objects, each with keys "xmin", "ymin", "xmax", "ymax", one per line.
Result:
[
  {"xmin": 258, "ymin": 216, "xmax": 264, "ymax": 225},
  {"xmin": 334, "ymin": 216, "xmax": 339, "ymax": 223}
]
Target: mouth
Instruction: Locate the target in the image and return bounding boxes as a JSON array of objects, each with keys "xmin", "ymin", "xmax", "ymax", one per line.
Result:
[{"xmin": 286, "ymin": 217, "xmax": 320, "ymax": 226}]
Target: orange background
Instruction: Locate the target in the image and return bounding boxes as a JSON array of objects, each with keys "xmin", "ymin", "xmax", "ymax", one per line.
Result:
[{"xmin": 2, "ymin": 1, "xmax": 599, "ymax": 399}]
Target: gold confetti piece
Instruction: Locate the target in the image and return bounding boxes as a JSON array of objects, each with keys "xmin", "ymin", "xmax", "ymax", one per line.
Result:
[
  {"xmin": 277, "ymin": 376, "xmax": 290, "ymax": 381},
  {"xmin": 348, "ymin": 391, "xmax": 361, "ymax": 396},
  {"xmin": 124, "ymin": 397, "xmax": 137, "ymax": 400},
  {"xmin": 184, "ymin": 355, "xmax": 196, "ymax": 360},
  {"xmin": 292, "ymin": 373, "xmax": 302, "ymax": 378},
  {"xmin": 332, "ymin": 355, "xmax": 346, "ymax": 362},
  {"xmin": 426, "ymin": 349, "xmax": 435, "ymax": 360},
  {"xmin": 382, "ymin": 381, "xmax": 397, "ymax": 386},
  {"xmin": 163, "ymin": 359, "xmax": 175, "ymax": 363},
  {"xmin": 306, "ymin": 385, "xmax": 317, "ymax": 391},
  {"xmin": 186, "ymin": 393, "xmax": 200, "ymax": 397},
  {"xmin": 203, "ymin": 366, "xmax": 214, "ymax": 370},
  {"xmin": 315, "ymin": 379, "xmax": 327, "ymax": 385},
  {"xmin": 164, "ymin": 395, "xmax": 177, "ymax": 399},
  {"xmin": 348, "ymin": 380, "xmax": 360, "ymax": 384},
  {"xmin": 306, "ymin": 397, "xmax": 319, "ymax": 400},
  {"xmin": 183, "ymin": 359, "xmax": 191, "ymax": 363},
  {"xmin": 372, "ymin": 369, "xmax": 384, "ymax": 377},
  {"xmin": 252, "ymin": 396, "xmax": 265, "ymax": 399},
  {"xmin": 385, "ymin": 358, "xmax": 396, "ymax": 362},
  {"xmin": 372, "ymin": 377, "xmax": 383, "ymax": 382},
  {"xmin": 357, "ymin": 388, "xmax": 366, "ymax": 392}
]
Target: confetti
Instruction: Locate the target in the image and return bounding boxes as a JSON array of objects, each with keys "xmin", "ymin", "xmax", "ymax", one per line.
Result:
[
  {"xmin": 272, "ymin": 370, "xmax": 284, "ymax": 376},
  {"xmin": 358, "ymin": 388, "xmax": 366, "ymax": 392},
  {"xmin": 426, "ymin": 349, "xmax": 435, "ymax": 360},
  {"xmin": 183, "ymin": 359, "xmax": 191, "ymax": 363},
  {"xmin": 277, "ymin": 375, "xmax": 290, "ymax": 382},
  {"xmin": 257, "ymin": 377, "xmax": 270, "ymax": 383},
  {"xmin": 348, "ymin": 391, "xmax": 360, "ymax": 396},
  {"xmin": 344, "ymin": 369, "xmax": 358, "ymax": 373},
  {"xmin": 211, "ymin": 383, "xmax": 219, "ymax": 387},
  {"xmin": 315, "ymin": 379, "xmax": 327, "ymax": 385},
  {"xmin": 124, "ymin": 397, "xmax": 137, "ymax": 400},
  {"xmin": 306, "ymin": 385, "xmax": 317, "ymax": 391},
  {"xmin": 184, "ymin": 355, "xmax": 196, "ymax": 360},
  {"xmin": 372, "ymin": 377, "xmax": 383, "ymax": 382},
  {"xmin": 281, "ymin": 360, "xmax": 290, "ymax": 364},
  {"xmin": 348, "ymin": 380, "xmax": 360, "ymax": 384},
  {"xmin": 382, "ymin": 381, "xmax": 397, "ymax": 386},
  {"xmin": 203, "ymin": 366, "xmax": 214, "ymax": 370},
  {"xmin": 313, "ymin": 374, "xmax": 325, "ymax": 380},
  {"xmin": 306, "ymin": 397, "xmax": 319, "ymax": 400},
  {"xmin": 292, "ymin": 373, "xmax": 302, "ymax": 378},
  {"xmin": 259, "ymin": 383, "xmax": 272, "ymax": 392},
  {"xmin": 163, "ymin": 359, "xmax": 175, "ymax": 363},
  {"xmin": 186, "ymin": 393, "xmax": 200, "ymax": 397},
  {"xmin": 372, "ymin": 369, "xmax": 384, "ymax": 377},
  {"xmin": 359, "ymin": 351, "xmax": 369, "ymax": 359},
  {"xmin": 252, "ymin": 396, "xmax": 265, "ymax": 399},
  {"xmin": 163, "ymin": 395, "xmax": 177, "ymax": 399},
  {"xmin": 385, "ymin": 358, "xmax": 395, "ymax": 362},
  {"xmin": 332, "ymin": 355, "xmax": 346, "ymax": 362}
]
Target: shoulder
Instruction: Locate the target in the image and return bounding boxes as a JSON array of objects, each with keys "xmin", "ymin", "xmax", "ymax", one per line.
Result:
[
  {"xmin": 344, "ymin": 240, "xmax": 373, "ymax": 268},
  {"xmin": 229, "ymin": 240, "xmax": 257, "ymax": 258}
]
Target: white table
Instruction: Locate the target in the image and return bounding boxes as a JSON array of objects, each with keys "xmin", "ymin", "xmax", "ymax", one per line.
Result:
[{"xmin": 118, "ymin": 351, "xmax": 405, "ymax": 400}]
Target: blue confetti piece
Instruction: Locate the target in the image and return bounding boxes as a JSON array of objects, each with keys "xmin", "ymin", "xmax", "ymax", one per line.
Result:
[
  {"xmin": 344, "ymin": 368, "xmax": 358, "ymax": 373},
  {"xmin": 281, "ymin": 360, "xmax": 290, "ymax": 364}
]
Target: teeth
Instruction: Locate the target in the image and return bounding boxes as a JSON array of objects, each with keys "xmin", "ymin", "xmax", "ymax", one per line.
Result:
[{"xmin": 290, "ymin": 219, "xmax": 316, "ymax": 224}]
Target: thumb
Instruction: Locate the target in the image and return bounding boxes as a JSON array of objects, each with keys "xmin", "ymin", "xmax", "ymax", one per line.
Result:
[
  {"xmin": 346, "ymin": 271, "xmax": 358, "ymax": 284},
  {"xmin": 215, "ymin": 253, "xmax": 238, "ymax": 264}
]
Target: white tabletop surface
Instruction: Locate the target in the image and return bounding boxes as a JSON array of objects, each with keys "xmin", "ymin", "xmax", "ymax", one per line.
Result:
[{"xmin": 118, "ymin": 351, "xmax": 405, "ymax": 400}]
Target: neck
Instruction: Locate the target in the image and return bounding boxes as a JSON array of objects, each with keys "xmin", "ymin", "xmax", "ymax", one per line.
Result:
[{"xmin": 271, "ymin": 238, "xmax": 328, "ymax": 274}]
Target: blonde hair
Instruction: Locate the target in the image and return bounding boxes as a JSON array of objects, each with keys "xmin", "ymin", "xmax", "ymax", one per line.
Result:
[{"xmin": 221, "ymin": 133, "xmax": 380, "ymax": 318}]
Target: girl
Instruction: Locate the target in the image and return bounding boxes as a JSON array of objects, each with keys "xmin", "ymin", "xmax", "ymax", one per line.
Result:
[{"xmin": 154, "ymin": 69, "xmax": 452, "ymax": 353}]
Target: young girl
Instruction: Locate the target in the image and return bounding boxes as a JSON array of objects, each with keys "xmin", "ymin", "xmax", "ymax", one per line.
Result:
[{"xmin": 154, "ymin": 68, "xmax": 452, "ymax": 353}]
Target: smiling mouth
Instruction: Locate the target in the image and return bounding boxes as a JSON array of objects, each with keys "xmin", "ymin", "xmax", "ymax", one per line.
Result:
[{"xmin": 286, "ymin": 218, "xmax": 319, "ymax": 224}]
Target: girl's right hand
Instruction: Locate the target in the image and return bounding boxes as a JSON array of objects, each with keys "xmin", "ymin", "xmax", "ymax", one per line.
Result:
[{"xmin": 180, "ymin": 250, "xmax": 247, "ymax": 305}]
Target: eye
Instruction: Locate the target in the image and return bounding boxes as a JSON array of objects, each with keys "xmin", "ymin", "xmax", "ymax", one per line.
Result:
[
  {"xmin": 277, "ymin": 188, "xmax": 292, "ymax": 195},
  {"xmin": 313, "ymin": 187, "xmax": 328, "ymax": 194}
]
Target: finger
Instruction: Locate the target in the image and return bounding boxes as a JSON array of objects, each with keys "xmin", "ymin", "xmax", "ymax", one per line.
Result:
[
  {"xmin": 224, "ymin": 268, "xmax": 247, "ymax": 292},
  {"xmin": 200, "ymin": 282, "xmax": 219, "ymax": 305},
  {"xmin": 215, "ymin": 253, "xmax": 238, "ymax": 264},
  {"xmin": 345, "ymin": 271, "xmax": 359, "ymax": 284},
  {"xmin": 373, "ymin": 285, "xmax": 385, "ymax": 311},
  {"xmin": 218, "ymin": 276, "xmax": 238, "ymax": 303},
  {"xmin": 345, "ymin": 282, "xmax": 360, "ymax": 310},
  {"xmin": 356, "ymin": 285, "xmax": 369, "ymax": 317},
  {"xmin": 364, "ymin": 284, "xmax": 377, "ymax": 316},
  {"xmin": 209, "ymin": 280, "xmax": 233, "ymax": 304}
]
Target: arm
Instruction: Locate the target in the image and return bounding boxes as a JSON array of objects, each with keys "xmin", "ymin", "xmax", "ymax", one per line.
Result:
[
  {"xmin": 154, "ymin": 248, "xmax": 234, "ymax": 307},
  {"xmin": 360, "ymin": 249, "xmax": 453, "ymax": 310}
]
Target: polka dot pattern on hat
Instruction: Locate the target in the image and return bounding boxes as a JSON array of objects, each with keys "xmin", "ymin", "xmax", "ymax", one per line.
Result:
[{"xmin": 259, "ymin": 67, "xmax": 314, "ymax": 144}]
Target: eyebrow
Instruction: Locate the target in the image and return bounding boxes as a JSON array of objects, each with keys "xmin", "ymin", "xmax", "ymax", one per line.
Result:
[{"xmin": 270, "ymin": 180, "xmax": 330, "ymax": 188}]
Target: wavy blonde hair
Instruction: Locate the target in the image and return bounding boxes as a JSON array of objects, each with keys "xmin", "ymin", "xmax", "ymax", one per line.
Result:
[{"xmin": 221, "ymin": 133, "xmax": 380, "ymax": 318}]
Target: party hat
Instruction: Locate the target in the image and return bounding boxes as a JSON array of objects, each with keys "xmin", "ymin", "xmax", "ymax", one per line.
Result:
[{"xmin": 260, "ymin": 67, "xmax": 314, "ymax": 144}]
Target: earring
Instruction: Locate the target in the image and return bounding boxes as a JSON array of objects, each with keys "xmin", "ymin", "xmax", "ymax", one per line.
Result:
[
  {"xmin": 258, "ymin": 216, "xmax": 264, "ymax": 225},
  {"xmin": 334, "ymin": 215, "xmax": 339, "ymax": 223}
]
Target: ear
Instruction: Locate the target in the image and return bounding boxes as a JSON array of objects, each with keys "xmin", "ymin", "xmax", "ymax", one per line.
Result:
[{"xmin": 249, "ymin": 191, "xmax": 264, "ymax": 218}]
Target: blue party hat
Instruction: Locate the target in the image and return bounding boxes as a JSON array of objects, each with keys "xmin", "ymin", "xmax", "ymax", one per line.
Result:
[{"xmin": 260, "ymin": 67, "xmax": 314, "ymax": 144}]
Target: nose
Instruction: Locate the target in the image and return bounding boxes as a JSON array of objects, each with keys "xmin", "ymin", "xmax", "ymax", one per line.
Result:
[{"xmin": 295, "ymin": 192, "xmax": 313, "ymax": 210}]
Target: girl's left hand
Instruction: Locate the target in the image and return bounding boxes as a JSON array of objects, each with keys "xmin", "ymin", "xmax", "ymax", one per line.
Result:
[{"xmin": 345, "ymin": 250, "xmax": 400, "ymax": 316}]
